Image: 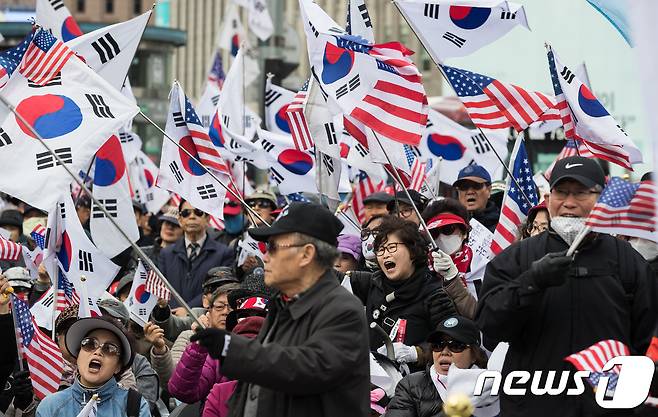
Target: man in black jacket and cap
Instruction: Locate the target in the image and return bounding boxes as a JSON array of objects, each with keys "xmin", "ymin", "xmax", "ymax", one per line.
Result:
[
  {"xmin": 453, "ymin": 163, "xmax": 500, "ymax": 232},
  {"xmin": 191, "ymin": 202, "xmax": 370, "ymax": 417},
  {"xmin": 476, "ymin": 156, "xmax": 656, "ymax": 417}
]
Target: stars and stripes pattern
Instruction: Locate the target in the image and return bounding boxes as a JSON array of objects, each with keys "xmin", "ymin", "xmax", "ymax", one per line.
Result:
[
  {"xmin": 0, "ymin": 237, "xmax": 22, "ymax": 261},
  {"xmin": 544, "ymin": 139, "xmax": 595, "ymax": 179},
  {"xmin": 56, "ymin": 270, "xmax": 80, "ymax": 312},
  {"xmin": 144, "ymin": 263, "xmax": 171, "ymax": 301},
  {"xmin": 182, "ymin": 94, "xmax": 230, "ymax": 175},
  {"xmin": 404, "ymin": 145, "xmax": 426, "ymax": 192},
  {"xmin": 565, "ymin": 340, "xmax": 629, "ymax": 390},
  {"xmin": 491, "ymin": 139, "xmax": 538, "ymax": 255},
  {"xmin": 11, "ymin": 294, "xmax": 63, "ymax": 399},
  {"xmin": 351, "ymin": 171, "xmax": 386, "ymax": 223},
  {"xmin": 30, "ymin": 224, "xmax": 47, "ymax": 250},
  {"xmin": 207, "ymin": 50, "xmax": 226, "ymax": 90},
  {"xmin": 443, "ymin": 65, "xmax": 560, "ymax": 132},
  {"xmin": 585, "ymin": 177, "xmax": 656, "ymax": 241},
  {"xmin": 286, "ymin": 79, "xmax": 314, "ymax": 151},
  {"xmin": 547, "ymin": 49, "xmax": 632, "ymax": 170},
  {"xmin": 19, "ymin": 29, "xmax": 75, "ymax": 86},
  {"xmin": 0, "ymin": 31, "xmax": 33, "ymax": 88}
]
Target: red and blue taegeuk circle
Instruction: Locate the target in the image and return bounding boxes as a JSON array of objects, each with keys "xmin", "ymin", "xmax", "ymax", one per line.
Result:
[
  {"xmin": 275, "ymin": 105, "xmax": 292, "ymax": 134},
  {"xmin": 231, "ymin": 35, "xmax": 240, "ymax": 57},
  {"xmin": 16, "ymin": 94, "xmax": 83, "ymax": 139},
  {"xmin": 321, "ymin": 42, "xmax": 354, "ymax": 85},
  {"xmin": 209, "ymin": 113, "xmax": 225, "ymax": 148},
  {"xmin": 94, "ymin": 135, "xmax": 126, "ymax": 186},
  {"xmin": 178, "ymin": 136, "xmax": 206, "ymax": 176},
  {"xmin": 278, "ymin": 149, "xmax": 313, "ymax": 175},
  {"xmin": 57, "ymin": 231, "xmax": 73, "ymax": 273},
  {"xmin": 61, "ymin": 16, "xmax": 83, "ymax": 41},
  {"xmin": 135, "ymin": 284, "xmax": 151, "ymax": 304},
  {"xmin": 449, "ymin": 6, "xmax": 491, "ymax": 30},
  {"xmin": 426, "ymin": 133, "xmax": 466, "ymax": 161},
  {"xmin": 577, "ymin": 84, "xmax": 609, "ymax": 118}
]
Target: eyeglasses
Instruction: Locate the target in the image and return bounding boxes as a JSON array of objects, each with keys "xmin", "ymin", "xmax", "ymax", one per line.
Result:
[
  {"xmin": 455, "ymin": 181, "xmax": 488, "ymax": 192},
  {"xmin": 376, "ymin": 242, "xmax": 405, "ymax": 256},
  {"xmin": 431, "ymin": 340, "xmax": 469, "ymax": 353},
  {"xmin": 395, "ymin": 206, "xmax": 414, "ymax": 219},
  {"xmin": 211, "ymin": 302, "xmax": 230, "ymax": 312},
  {"xmin": 528, "ymin": 222, "xmax": 548, "ymax": 234},
  {"xmin": 180, "ymin": 208, "xmax": 206, "ymax": 218},
  {"xmin": 247, "ymin": 200, "xmax": 273, "ymax": 209},
  {"xmin": 266, "ymin": 242, "xmax": 306, "ymax": 254},
  {"xmin": 550, "ymin": 188, "xmax": 601, "ymax": 201},
  {"xmin": 361, "ymin": 228, "xmax": 377, "ymax": 241},
  {"xmin": 80, "ymin": 337, "xmax": 122, "ymax": 357}
]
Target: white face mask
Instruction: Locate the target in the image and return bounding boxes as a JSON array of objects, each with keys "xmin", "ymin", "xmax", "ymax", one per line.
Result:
[
  {"xmin": 550, "ymin": 216, "xmax": 587, "ymax": 245},
  {"xmin": 437, "ymin": 234, "xmax": 463, "ymax": 255},
  {"xmin": 362, "ymin": 235, "xmax": 376, "ymax": 260},
  {"xmin": 630, "ymin": 237, "xmax": 658, "ymax": 261}
]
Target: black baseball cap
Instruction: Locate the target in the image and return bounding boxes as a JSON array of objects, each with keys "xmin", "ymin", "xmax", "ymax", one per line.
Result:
[
  {"xmin": 549, "ymin": 156, "xmax": 605, "ymax": 189},
  {"xmin": 427, "ymin": 316, "xmax": 480, "ymax": 345},
  {"xmin": 386, "ymin": 189, "xmax": 427, "ymax": 213},
  {"xmin": 248, "ymin": 202, "xmax": 344, "ymax": 246},
  {"xmin": 363, "ymin": 192, "xmax": 393, "ymax": 205}
]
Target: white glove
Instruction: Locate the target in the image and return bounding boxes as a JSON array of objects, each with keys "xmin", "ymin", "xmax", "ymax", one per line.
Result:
[
  {"xmin": 432, "ymin": 250, "xmax": 458, "ymax": 281},
  {"xmin": 377, "ymin": 342, "xmax": 418, "ymax": 363}
]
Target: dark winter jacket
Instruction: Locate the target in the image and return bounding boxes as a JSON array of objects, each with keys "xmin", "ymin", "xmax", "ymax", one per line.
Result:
[
  {"xmin": 157, "ymin": 236, "xmax": 234, "ymax": 308},
  {"xmin": 476, "ymin": 230, "xmax": 656, "ymax": 417},
  {"xmin": 470, "ymin": 201, "xmax": 500, "ymax": 233},
  {"xmin": 222, "ymin": 271, "xmax": 370, "ymax": 417},
  {"xmin": 384, "ymin": 368, "xmax": 443, "ymax": 417}
]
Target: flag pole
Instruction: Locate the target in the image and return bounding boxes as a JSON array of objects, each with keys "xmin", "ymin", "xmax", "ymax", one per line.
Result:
[
  {"xmin": 137, "ymin": 110, "xmax": 270, "ymax": 226},
  {"xmin": 566, "ymin": 226, "xmax": 591, "ymax": 256},
  {"xmin": 0, "ymin": 95, "xmax": 206, "ymax": 330},
  {"xmin": 392, "ymin": 1, "xmax": 532, "ymax": 207},
  {"xmin": 371, "ymin": 130, "xmax": 438, "ymax": 249},
  {"xmin": 9, "ymin": 296, "xmax": 25, "ymax": 371}
]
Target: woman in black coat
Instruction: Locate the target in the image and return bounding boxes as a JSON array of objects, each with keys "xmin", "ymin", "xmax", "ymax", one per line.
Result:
[{"xmin": 349, "ymin": 217, "xmax": 457, "ymax": 370}]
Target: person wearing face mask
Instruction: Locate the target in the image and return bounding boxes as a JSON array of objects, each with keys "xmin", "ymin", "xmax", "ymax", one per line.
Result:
[{"xmin": 476, "ymin": 156, "xmax": 655, "ymax": 417}]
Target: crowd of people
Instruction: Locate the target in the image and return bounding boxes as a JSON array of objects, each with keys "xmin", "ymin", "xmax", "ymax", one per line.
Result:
[{"xmin": 0, "ymin": 155, "xmax": 655, "ymax": 417}]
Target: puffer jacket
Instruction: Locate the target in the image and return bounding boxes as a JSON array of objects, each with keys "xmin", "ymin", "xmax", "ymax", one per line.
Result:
[
  {"xmin": 384, "ymin": 368, "xmax": 444, "ymax": 417},
  {"xmin": 168, "ymin": 341, "xmax": 227, "ymax": 404},
  {"xmin": 202, "ymin": 380, "xmax": 237, "ymax": 417}
]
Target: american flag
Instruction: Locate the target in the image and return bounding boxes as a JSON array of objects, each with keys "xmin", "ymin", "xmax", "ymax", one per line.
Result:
[
  {"xmin": 404, "ymin": 145, "xmax": 426, "ymax": 192},
  {"xmin": 11, "ymin": 294, "xmax": 63, "ymax": 399},
  {"xmin": 286, "ymin": 78, "xmax": 314, "ymax": 151},
  {"xmin": 0, "ymin": 31, "xmax": 32, "ymax": 88},
  {"xmin": 443, "ymin": 65, "xmax": 560, "ymax": 132},
  {"xmin": 207, "ymin": 50, "xmax": 226, "ymax": 90},
  {"xmin": 491, "ymin": 139, "xmax": 538, "ymax": 255},
  {"xmin": 182, "ymin": 94, "xmax": 230, "ymax": 175},
  {"xmin": 56, "ymin": 269, "xmax": 80, "ymax": 312},
  {"xmin": 30, "ymin": 224, "xmax": 47, "ymax": 250},
  {"xmin": 0, "ymin": 237, "xmax": 22, "ymax": 261},
  {"xmin": 544, "ymin": 139, "xmax": 595, "ymax": 180},
  {"xmin": 547, "ymin": 50, "xmax": 632, "ymax": 170},
  {"xmin": 287, "ymin": 193, "xmax": 310, "ymax": 203},
  {"xmin": 19, "ymin": 29, "xmax": 75, "ymax": 86},
  {"xmin": 351, "ymin": 171, "xmax": 386, "ymax": 224},
  {"xmin": 144, "ymin": 262, "xmax": 171, "ymax": 301},
  {"xmin": 585, "ymin": 177, "xmax": 656, "ymax": 241},
  {"xmin": 565, "ymin": 340, "xmax": 629, "ymax": 392}
]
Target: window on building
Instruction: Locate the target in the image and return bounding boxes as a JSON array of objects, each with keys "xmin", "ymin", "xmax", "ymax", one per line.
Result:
[
  {"xmin": 76, "ymin": 0, "xmax": 85, "ymax": 12},
  {"xmin": 105, "ymin": 0, "xmax": 114, "ymax": 14},
  {"xmin": 134, "ymin": 0, "xmax": 141, "ymax": 14}
]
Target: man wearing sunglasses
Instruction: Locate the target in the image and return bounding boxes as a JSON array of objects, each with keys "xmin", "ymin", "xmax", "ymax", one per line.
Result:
[
  {"xmin": 476, "ymin": 156, "xmax": 655, "ymax": 417},
  {"xmin": 453, "ymin": 164, "xmax": 500, "ymax": 232},
  {"xmin": 158, "ymin": 199, "xmax": 234, "ymax": 313},
  {"xmin": 190, "ymin": 202, "xmax": 370, "ymax": 416}
]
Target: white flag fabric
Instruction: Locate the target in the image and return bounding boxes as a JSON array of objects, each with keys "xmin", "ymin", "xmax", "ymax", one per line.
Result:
[
  {"xmin": 90, "ymin": 135, "xmax": 140, "ymax": 258},
  {"xmin": 347, "ymin": 0, "xmax": 375, "ymax": 43},
  {"xmin": 237, "ymin": 234, "xmax": 267, "ymax": 266},
  {"xmin": 264, "ymin": 77, "xmax": 295, "ymax": 136},
  {"xmin": 157, "ymin": 84, "xmax": 229, "ymax": 218},
  {"xmin": 208, "ymin": 111, "xmax": 268, "ymax": 169},
  {"xmin": 36, "ymin": 0, "xmax": 83, "ymax": 42},
  {"xmin": 75, "ymin": 394, "xmax": 98, "ymax": 417},
  {"xmin": 345, "ymin": 135, "xmax": 388, "ymax": 181},
  {"xmin": 248, "ymin": 0, "xmax": 274, "ymax": 41},
  {"xmin": 129, "ymin": 150, "xmax": 170, "ymax": 214},
  {"xmin": 0, "ymin": 30, "xmax": 139, "ymax": 211},
  {"xmin": 197, "ymin": 82, "xmax": 221, "ymax": 129},
  {"xmin": 218, "ymin": 5, "xmax": 245, "ymax": 58},
  {"xmin": 257, "ymin": 128, "xmax": 317, "ymax": 195},
  {"xmin": 118, "ymin": 128, "xmax": 143, "ymax": 165},
  {"xmin": 394, "ymin": 0, "xmax": 529, "ymax": 61},
  {"xmin": 123, "ymin": 260, "xmax": 158, "ymax": 327},
  {"xmin": 66, "ymin": 11, "xmax": 152, "ymax": 90}
]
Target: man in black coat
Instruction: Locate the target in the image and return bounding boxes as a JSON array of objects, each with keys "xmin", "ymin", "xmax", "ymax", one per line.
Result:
[
  {"xmin": 191, "ymin": 202, "xmax": 370, "ymax": 417},
  {"xmin": 157, "ymin": 199, "xmax": 234, "ymax": 311},
  {"xmin": 476, "ymin": 156, "xmax": 656, "ymax": 417},
  {"xmin": 452, "ymin": 164, "xmax": 500, "ymax": 232}
]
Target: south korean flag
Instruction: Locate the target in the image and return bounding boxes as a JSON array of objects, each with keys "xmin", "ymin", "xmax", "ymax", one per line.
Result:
[{"xmin": 123, "ymin": 260, "xmax": 158, "ymax": 327}]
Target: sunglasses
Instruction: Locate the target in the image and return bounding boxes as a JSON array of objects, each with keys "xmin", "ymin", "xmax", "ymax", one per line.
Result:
[
  {"xmin": 80, "ymin": 337, "xmax": 122, "ymax": 357},
  {"xmin": 455, "ymin": 181, "xmax": 487, "ymax": 191},
  {"xmin": 433, "ymin": 224, "xmax": 459, "ymax": 236},
  {"xmin": 180, "ymin": 208, "xmax": 205, "ymax": 218},
  {"xmin": 247, "ymin": 200, "xmax": 273, "ymax": 209},
  {"xmin": 430, "ymin": 340, "xmax": 469, "ymax": 353}
]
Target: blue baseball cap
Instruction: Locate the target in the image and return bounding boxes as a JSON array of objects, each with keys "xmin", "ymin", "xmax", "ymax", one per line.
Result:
[{"xmin": 453, "ymin": 164, "xmax": 492, "ymax": 187}]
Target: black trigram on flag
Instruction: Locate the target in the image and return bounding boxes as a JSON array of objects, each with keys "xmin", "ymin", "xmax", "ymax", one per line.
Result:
[
  {"xmin": 146, "ymin": 191, "xmax": 154, "ymax": 202},
  {"xmin": 49, "ymin": 0, "xmax": 64, "ymax": 10},
  {"xmin": 59, "ymin": 202, "xmax": 66, "ymax": 219},
  {"xmin": 426, "ymin": 119, "xmax": 434, "ymax": 129},
  {"xmin": 197, "ymin": 184, "xmax": 218, "ymax": 200},
  {"xmin": 261, "ymin": 139, "xmax": 275, "ymax": 153},
  {"xmin": 222, "ymin": 115, "xmax": 230, "ymax": 129},
  {"xmin": 328, "ymin": 27, "xmax": 344, "ymax": 34},
  {"xmin": 358, "ymin": 4, "xmax": 373, "ymax": 28},
  {"xmin": 201, "ymin": 115, "xmax": 210, "ymax": 127},
  {"xmin": 211, "ymin": 95, "xmax": 220, "ymax": 106},
  {"xmin": 138, "ymin": 308, "xmax": 148, "ymax": 316},
  {"xmin": 41, "ymin": 292, "xmax": 55, "ymax": 308},
  {"xmin": 264, "ymin": 89, "xmax": 282, "ymax": 106},
  {"xmin": 119, "ymin": 131, "xmax": 134, "ymax": 143},
  {"xmin": 253, "ymin": 0, "xmax": 266, "ymax": 13},
  {"xmin": 91, "ymin": 33, "xmax": 121, "ymax": 64},
  {"xmin": 443, "ymin": 32, "xmax": 466, "ymax": 48},
  {"xmin": 36, "ymin": 147, "xmax": 73, "ymax": 170},
  {"xmin": 617, "ymin": 124, "xmax": 628, "ymax": 136},
  {"xmin": 322, "ymin": 154, "xmax": 335, "ymax": 174},
  {"xmin": 336, "ymin": 75, "xmax": 361, "ymax": 99},
  {"xmin": 324, "ymin": 123, "xmax": 337, "ymax": 145},
  {"xmin": 173, "ymin": 111, "xmax": 185, "ymax": 127},
  {"xmin": 28, "ymin": 73, "xmax": 61, "ymax": 88},
  {"xmin": 423, "ymin": 3, "xmax": 439, "ymax": 19},
  {"xmin": 409, "ymin": 146, "xmax": 422, "ymax": 158},
  {"xmin": 500, "ymin": 11, "xmax": 516, "ymax": 20},
  {"xmin": 169, "ymin": 161, "xmax": 184, "ymax": 183},
  {"xmin": 355, "ymin": 143, "xmax": 368, "ymax": 158},
  {"xmin": 78, "ymin": 250, "xmax": 94, "ymax": 272},
  {"xmin": 92, "ymin": 199, "xmax": 118, "ymax": 218},
  {"xmin": 471, "ymin": 133, "xmax": 491, "ymax": 154},
  {"xmin": 270, "ymin": 167, "xmax": 284, "ymax": 185},
  {"xmin": 309, "ymin": 21, "xmax": 319, "ymax": 37},
  {"xmin": 0, "ymin": 129, "xmax": 12, "ymax": 147},
  {"xmin": 86, "ymin": 94, "xmax": 115, "ymax": 118},
  {"xmin": 44, "ymin": 228, "xmax": 51, "ymax": 249},
  {"xmin": 560, "ymin": 67, "xmax": 575, "ymax": 84}
]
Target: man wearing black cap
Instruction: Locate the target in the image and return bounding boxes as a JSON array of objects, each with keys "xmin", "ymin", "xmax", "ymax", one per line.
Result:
[
  {"xmin": 191, "ymin": 202, "xmax": 370, "ymax": 417},
  {"xmin": 453, "ymin": 163, "xmax": 500, "ymax": 232},
  {"xmin": 362, "ymin": 191, "xmax": 392, "ymax": 224},
  {"xmin": 386, "ymin": 189, "xmax": 427, "ymax": 226},
  {"xmin": 476, "ymin": 156, "xmax": 655, "ymax": 417}
]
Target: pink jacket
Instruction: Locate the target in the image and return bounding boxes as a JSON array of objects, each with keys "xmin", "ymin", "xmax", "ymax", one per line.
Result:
[
  {"xmin": 168, "ymin": 341, "xmax": 227, "ymax": 403},
  {"xmin": 202, "ymin": 380, "xmax": 238, "ymax": 417}
]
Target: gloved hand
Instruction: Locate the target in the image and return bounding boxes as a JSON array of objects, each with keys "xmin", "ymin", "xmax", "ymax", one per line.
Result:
[
  {"xmin": 527, "ymin": 250, "xmax": 573, "ymax": 289},
  {"xmin": 190, "ymin": 328, "xmax": 230, "ymax": 359},
  {"xmin": 12, "ymin": 369, "xmax": 33, "ymax": 411},
  {"xmin": 377, "ymin": 342, "xmax": 418, "ymax": 364},
  {"xmin": 431, "ymin": 250, "xmax": 458, "ymax": 281}
]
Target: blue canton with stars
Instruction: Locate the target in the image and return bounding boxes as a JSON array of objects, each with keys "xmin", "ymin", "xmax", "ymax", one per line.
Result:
[
  {"xmin": 30, "ymin": 230, "xmax": 45, "ymax": 250},
  {"xmin": 442, "ymin": 65, "xmax": 495, "ymax": 98},
  {"xmin": 508, "ymin": 140, "xmax": 538, "ymax": 213},
  {"xmin": 403, "ymin": 145, "xmax": 416, "ymax": 168},
  {"xmin": 34, "ymin": 29, "xmax": 59, "ymax": 53},
  {"xmin": 547, "ymin": 49, "xmax": 564, "ymax": 96},
  {"xmin": 184, "ymin": 96, "xmax": 203, "ymax": 127},
  {"xmin": 597, "ymin": 177, "xmax": 639, "ymax": 208},
  {"xmin": 57, "ymin": 269, "xmax": 76, "ymax": 300},
  {"xmin": 12, "ymin": 294, "xmax": 35, "ymax": 347},
  {"xmin": 588, "ymin": 371, "xmax": 618, "ymax": 392},
  {"xmin": 0, "ymin": 32, "xmax": 33, "ymax": 76}
]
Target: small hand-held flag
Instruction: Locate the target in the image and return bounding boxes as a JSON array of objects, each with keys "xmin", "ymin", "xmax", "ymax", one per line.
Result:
[{"xmin": 565, "ymin": 340, "xmax": 629, "ymax": 392}]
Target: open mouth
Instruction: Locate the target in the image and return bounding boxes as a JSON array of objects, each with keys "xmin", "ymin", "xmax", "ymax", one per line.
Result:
[
  {"xmin": 561, "ymin": 213, "xmax": 578, "ymax": 218},
  {"xmin": 466, "ymin": 197, "xmax": 477, "ymax": 205},
  {"xmin": 88, "ymin": 359, "xmax": 102, "ymax": 372},
  {"xmin": 383, "ymin": 261, "xmax": 396, "ymax": 271},
  {"xmin": 439, "ymin": 357, "xmax": 452, "ymax": 371}
]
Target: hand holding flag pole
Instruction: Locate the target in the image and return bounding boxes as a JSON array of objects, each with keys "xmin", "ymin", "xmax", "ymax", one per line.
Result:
[{"xmin": 0, "ymin": 93, "xmax": 206, "ymax": 331}]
